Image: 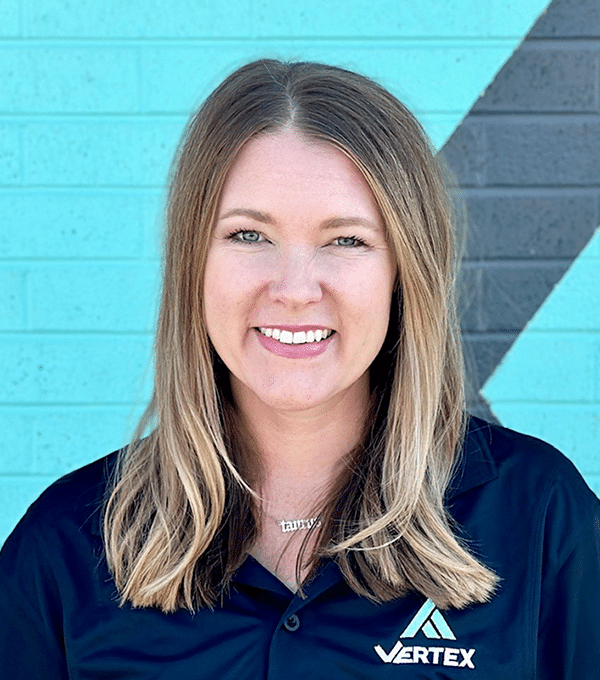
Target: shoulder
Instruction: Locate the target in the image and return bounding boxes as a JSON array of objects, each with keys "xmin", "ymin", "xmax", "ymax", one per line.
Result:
[
  {"xmin": 0, "ymin": 451, "xmax": 121, "ymax": 639},
  {"xmin": 459, "ymin": 420, "xmax": 600, "ymax": 674},
  {"xmin": 1, "ymin": 451, "xmax": 119, "ymax": 558},
  {"xmin": 459, "ymin": 416, "xmax": 599, "ymax": 550},
  {"xmin": 0, "ymin": 453, "xmax": 121, "ymax": 674},
  {"xmin": 456, "ymin": 416, "xmax": 599, "ymax": 538},
  {"xmin": 466, "ymin": 415, "xmax": 565, "ymax": 465},
  {"xmin": 463, "ymin": 415, "xmax": 596, "ymax": 495}
]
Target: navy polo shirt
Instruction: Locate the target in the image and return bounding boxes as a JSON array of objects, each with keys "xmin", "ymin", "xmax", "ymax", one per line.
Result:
[{"xmin": 1, "ymin": 417, "xmax": 599, "ymax": 678}]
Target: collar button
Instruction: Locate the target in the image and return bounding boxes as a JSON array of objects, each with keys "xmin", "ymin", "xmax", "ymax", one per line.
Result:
[{"xmin": 283, "ymin": 614, "xmax": 300, "ymax": 632}]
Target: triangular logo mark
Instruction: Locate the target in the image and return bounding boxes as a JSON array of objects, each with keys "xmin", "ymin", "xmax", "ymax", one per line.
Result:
[{"xmin": 400, "ymin": 599, "xmax": 456, "ymax": 640}]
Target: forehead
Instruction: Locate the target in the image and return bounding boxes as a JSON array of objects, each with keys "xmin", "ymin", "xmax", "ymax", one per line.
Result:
[{"xmin": 218, "ymin": 128, "xmax": 382, "ymax": 224}]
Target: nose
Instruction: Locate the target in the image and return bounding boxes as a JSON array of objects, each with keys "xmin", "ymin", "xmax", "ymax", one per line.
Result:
[{"xmin": 267, "ymin": 247, "xmax": 323, "ymax": 306}]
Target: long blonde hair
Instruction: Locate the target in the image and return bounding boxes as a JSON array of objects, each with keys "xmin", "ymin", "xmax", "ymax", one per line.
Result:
[{"xmin": 104, "ymin": 59, "xmax": 497, "ymax": 612}]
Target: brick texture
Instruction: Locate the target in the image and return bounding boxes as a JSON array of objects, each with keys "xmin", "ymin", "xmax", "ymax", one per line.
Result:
[
  {"xmin": 0, "ymin": 191, "xmax": 148, "ymax": 258},
  {"xmin": 464, "ymin": 193, "xmax": 598, "ymax": 259},
  {"xmin": 471, "ymin": 45, "xmax": 598, "ymax": 113},
  {"xmin": 529, "ymin": 0, "xmax": 600, "ymax": 37},
  {"xmin": 1, "ymin": 0, "xmax": 598, "ymax": 544},
  {"xmin": 443, "ymin": 0, "xmax": 600, "ymax": 420}
]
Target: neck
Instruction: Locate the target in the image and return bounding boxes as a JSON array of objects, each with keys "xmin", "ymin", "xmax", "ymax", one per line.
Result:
[{"xmin": 232, "ymin": 377, "xmax": 370, "ymax": 516}]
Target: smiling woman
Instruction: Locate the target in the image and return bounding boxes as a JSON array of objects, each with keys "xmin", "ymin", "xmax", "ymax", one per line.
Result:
[
  {"xmin": 0, "ymin": 59, "xmax": 598, "ymax": 679},
  {"xmin": 204, "ymin": 129, "xmax": 395, "ymax": 418},
  {"xmin": 204, "ymin": 130, "xmax": 397, "ymax": 585}
]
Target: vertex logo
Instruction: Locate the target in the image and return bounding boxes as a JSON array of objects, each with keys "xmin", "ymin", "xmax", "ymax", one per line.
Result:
[
  {"xmin": 374, "ymin": 599, "xmax": 476, "ymax": 669},
  {"xmin": 400, "ymin": 597, "xmax": 456, "ymax": 640}
]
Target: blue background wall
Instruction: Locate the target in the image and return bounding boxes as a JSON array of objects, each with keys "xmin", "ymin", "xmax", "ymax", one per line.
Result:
[
  {"xmin": 446, "ymin": 0, "xmax": 600, "ymax": 496},
  {"xmin": 1, "ymin": 0, "xmax": 598, "ymax": 542}
]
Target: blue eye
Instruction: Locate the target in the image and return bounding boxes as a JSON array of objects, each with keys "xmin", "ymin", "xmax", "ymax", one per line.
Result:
[
  {"xmin": 229, "ymin": 230, "xmax": 263, "ymax": 243},
  {"xmin": 334, "ymin": 236, "xmax": 366, "ymax": 248}
]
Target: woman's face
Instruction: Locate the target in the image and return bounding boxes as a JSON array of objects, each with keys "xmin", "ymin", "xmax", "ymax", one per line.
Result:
[{"xmin": 204, "ymin": 128, "xmax": 396, "ymax": 414}]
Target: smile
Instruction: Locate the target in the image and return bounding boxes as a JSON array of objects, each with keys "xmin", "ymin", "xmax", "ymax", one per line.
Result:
[{"xmin": 257, "ymin": 328, "xmax": 334, "ymax": 345}]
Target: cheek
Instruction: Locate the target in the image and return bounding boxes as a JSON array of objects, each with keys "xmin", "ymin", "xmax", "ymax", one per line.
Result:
[
  {"xmin": 205, "ymin": 250, "xmax": 270, "ymax": 296},
  {"xmin": 345, "ymin": 261, "xmax": 395, "ymax": 318},
  {"xmin": 203, "ymin": 253, "xmax": 264, "ymax": 342},
  {"xmin": 360, "ymin": 266, "xmax": 396, "ymax": 349},
  {"xmin": 203, "ymin": 256, "xmax": 232, "ymax": 341}
]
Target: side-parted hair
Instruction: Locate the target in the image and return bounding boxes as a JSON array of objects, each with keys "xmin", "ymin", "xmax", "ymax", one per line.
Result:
[{"xmin": 104, "ymin": 59, "xmax": 497, "ymax": 612}]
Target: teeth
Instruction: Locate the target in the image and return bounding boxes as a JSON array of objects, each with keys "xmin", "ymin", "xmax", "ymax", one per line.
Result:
[{"xmin": 258, "ymin": 328, "xmax": 332, "ymax": 345}]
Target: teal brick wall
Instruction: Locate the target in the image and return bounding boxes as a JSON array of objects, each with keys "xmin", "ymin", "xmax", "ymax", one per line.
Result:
[
  {"xmin": 484, "ymin": 229, "xmax": 600, "ymax": 496},
  {"xmin": 2, "ymin": 0, "xmax": 584, "ymax": 543},
  {"xmin": 463, "ymin": 0, "xmax": 600, "ymax": 496}
]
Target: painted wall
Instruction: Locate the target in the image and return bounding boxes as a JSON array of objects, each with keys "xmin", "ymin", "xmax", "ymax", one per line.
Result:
[
  {"xmin": 1, "ymin": 0, "xmax": 597, "ymax": 543},
  {"xmin": 452, "ymin": 0, "xmax": 600, "ymax": 496}
]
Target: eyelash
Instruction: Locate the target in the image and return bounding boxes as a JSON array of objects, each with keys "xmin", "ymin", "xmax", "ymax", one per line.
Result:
[
  {"xmin": 226, "ymin": 230, "xmax": 368, "ymax": 249},
  {"xmin": 333, "ymin": 235, "xmax": 368, "ymax": 248},
  {"xmin": 226, "ymin": 229, "xmax": 264, "ymax": 244}
]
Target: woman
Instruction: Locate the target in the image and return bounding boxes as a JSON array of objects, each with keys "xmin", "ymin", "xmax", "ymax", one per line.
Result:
[{"xmin": 1, "ymin": 59, "xmax": 598, "ymax": 678}]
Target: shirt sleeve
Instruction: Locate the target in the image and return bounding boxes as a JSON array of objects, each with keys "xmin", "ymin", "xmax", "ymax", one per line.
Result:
[
  {"xmin": 0, "ymin": 517, "xmax": 70, "ymax": 679},
  {"xmin": 536, "ymin": 461, "xmax": 600, "ymax": 679}
]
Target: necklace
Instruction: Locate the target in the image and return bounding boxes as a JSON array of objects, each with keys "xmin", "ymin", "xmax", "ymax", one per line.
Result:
[{"xmin": 277, "ymin": 517, "xmax": 321, "ymax": 533}]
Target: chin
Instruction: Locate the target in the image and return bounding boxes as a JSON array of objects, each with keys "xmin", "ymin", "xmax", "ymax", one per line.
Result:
[{"xmin": 256, "ymin": 389, "xmax": 327, "ymax": 413}]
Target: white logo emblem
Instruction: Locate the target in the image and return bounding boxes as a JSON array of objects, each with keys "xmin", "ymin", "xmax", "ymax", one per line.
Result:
[{"xmin": 374, "ymin": 599, "xmax": 476, "ymax": 669}]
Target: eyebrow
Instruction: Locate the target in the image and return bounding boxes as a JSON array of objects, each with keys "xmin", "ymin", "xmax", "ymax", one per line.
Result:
[
  {"xmin": 320, "ymin": 216, "xmax": 381, "ymax": 232},
  {"xmin": 218, "ymin": 208, "xmax": 274, "ymax": 224},
  {"xmin": 218, "ymin": 209, "xmax": 380, "ymax": 232}
]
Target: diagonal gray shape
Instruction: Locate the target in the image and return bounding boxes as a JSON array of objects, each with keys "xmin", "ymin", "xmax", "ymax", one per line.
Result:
[{"xmin": 440, "ymin": 0, "xmax": 600, "ymax": 420}]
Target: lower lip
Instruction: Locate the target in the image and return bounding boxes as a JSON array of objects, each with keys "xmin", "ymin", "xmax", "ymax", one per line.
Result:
[{"xmin": 254, "ymin": 329, "xmax": 335, "ymax": 359}]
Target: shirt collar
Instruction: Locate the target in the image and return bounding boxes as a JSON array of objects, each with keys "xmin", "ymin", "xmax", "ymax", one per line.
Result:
[
  {"xmin": 447, "ymin": 415, "xmax": 498, "ymax": 499},
  {"xmin": 233, "ymin": 554, "xmax": 344, "ymax": 602}
]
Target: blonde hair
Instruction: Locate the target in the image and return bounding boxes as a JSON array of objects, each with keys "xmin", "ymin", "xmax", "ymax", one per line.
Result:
[{"xmin": 104, "ymin": 59, "xmax": 497, "ymax": 612}]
